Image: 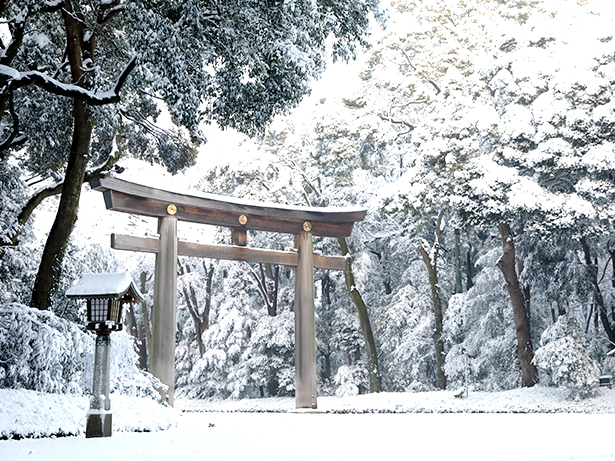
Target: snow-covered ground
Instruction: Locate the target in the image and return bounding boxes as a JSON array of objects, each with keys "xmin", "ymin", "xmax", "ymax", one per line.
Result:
[
  {"xmin": 1, "ymin": 387, "xmax": 615, "ymax": 460},
  {"xmin": 177, "ymin": 386, "xmax": 615, "ymax": 414}
]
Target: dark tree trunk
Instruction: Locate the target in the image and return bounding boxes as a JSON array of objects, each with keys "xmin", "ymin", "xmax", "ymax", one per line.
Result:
[
  {"xmin": 580, "ymin": 237, "xmax": 615, "ymax": 346},
  {"xmin": 140, "ymin": 271, "xmax": 152, "ymax": 369},
  {"xmin": 454, "ymin": 228, "xmax": 463, "ymax": 294},
  {"xmin": 466, "ymin": 243, "xmax": 475, "ymax": 290},
  {"xmin": 417, "ymin": 211, "xmax": 447, "ymax": 390},
  {"xmin": 203, "ymin": 262, "xmax": 214, "ymax": 329},
  {"xmin": 180, "ymin": 262, "xmax": 213, "ymax": 358},
  {"xmin": 30, "ymin": 4, "xmax": 93, "ymax": 310},
  {"xmin": 30, "ymin": 100, "xmax": 92, "ymax": 309},
  {"xmin": 496, "ymin": 222, "xmax": 537, "ymax": 387},
  {"xmin": 338, "ymin": 237, "xmax": 381, "ymax": 393},
  {"xmin": 267, "ymin": 377, "xmax": 279, "ymax": 397}
]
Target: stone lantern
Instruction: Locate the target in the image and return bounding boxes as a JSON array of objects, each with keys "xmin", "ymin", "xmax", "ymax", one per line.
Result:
[{"xmin": 66, "ymin": 272, "xmax": 143, "ymax": 438}]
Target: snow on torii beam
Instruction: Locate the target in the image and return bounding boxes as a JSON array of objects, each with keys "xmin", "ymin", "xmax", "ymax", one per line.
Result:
[{"xmin": 90, "ymin": 177, "xmax": 366, "ymax": 410}]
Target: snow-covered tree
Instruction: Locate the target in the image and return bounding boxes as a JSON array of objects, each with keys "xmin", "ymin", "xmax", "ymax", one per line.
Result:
[{"xmin": 0, "ymin": 0, "xmax": 382, "ymax": 311}]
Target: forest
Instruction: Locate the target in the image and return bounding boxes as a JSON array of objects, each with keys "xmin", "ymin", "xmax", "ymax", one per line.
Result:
[{"xmin": 1, "ymin": 0, "xmax": 615, "ymax": 404}]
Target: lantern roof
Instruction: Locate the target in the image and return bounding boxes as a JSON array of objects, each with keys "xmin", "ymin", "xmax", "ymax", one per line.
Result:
[
  {"xmin": 66, "ymin": 272, "xmax": 144, "ymax": 303},
  {"xmin": 608, "ymin": 348, "xmax": 615, "ymax": 358}
]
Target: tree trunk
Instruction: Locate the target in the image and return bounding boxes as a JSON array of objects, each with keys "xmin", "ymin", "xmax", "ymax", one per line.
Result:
[
  {"xmin": 180, "ymin": 262, "xmax": 206, "ymax": 357},
  {"xmin": 30, "ymin": 4, "xmax": 92, "ymax": 310},
  {"xmin": 454, "ymin": 228, "xmax": 463, "ymax": 294},
  {"xmin": 30, "ymin": 100, "xmax": 92, "ymax": 309},
  {"xmin": 466, "ymin": 243, "xmax": 475, "ymax": 290},
  {"xmin": 203, "ymin": 262, "xmax": 214, "ymax": 329},
  {"xmin": 496, "ymin": 222, "xmax": 537, "ymax": 387},
  {"xmin": 338, "ymin": 237, "xmax": 381, "ymax": 393},
  {"xmin": 580, "ymin": 237, "xmax": 615, "ymax": 346},
  {"xmin": 417, "ymin": 211, "xmax": 447, "ymax": 390},
  {"xmin": 140, "ymin": 271, "xmax": 152, "ymax": 369}
]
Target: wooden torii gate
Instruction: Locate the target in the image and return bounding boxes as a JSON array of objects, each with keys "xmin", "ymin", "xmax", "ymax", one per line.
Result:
[{"xmin": 90, "ymin": 178, "xmax": 366, "ymax": 409}]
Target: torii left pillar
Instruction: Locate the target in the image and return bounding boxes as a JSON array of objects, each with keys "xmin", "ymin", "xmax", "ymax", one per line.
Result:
[{"xmin": 150, "ymin": 216, "xmax": 178, "ymax": 406}]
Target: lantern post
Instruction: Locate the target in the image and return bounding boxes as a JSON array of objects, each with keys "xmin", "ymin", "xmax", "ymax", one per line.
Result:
[{"xmin": 66, "ymin": 272, "xmax": 143, "ymax": 438}]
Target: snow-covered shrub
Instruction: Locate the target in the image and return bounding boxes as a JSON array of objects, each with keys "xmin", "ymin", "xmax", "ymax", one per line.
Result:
[
  {"xmin": 244, "ymin": 311, "xmax": 295, "ymax": 396},
  {"xmin": 534, "ymin": 316, "xmax": 600, "ymax": 398},
  {"xmin": 0, "ymin": 303, "xmax": 92, "ymax": 393},
  {"xmin": 0, "ymin": 303, "xmax": 161, "ymax": 398},
  {"xmin": 334, "ymin": 364, "xmax": 368, "ymax": 397},
  {"xmin": 375, "ymin": 283, "xmax": 437, "ymax": 392},
  {"xmin": 444, "ymin": 249, "xmax": 520, "ymax": 391},
  {"xmin": 108, "ymin": 331, "xmax": 163, "ymax": 399}
]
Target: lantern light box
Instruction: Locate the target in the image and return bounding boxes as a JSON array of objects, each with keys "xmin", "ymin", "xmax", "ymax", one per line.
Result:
[{"xmin": 66, "ymin": 272, "xmax": 144, "ymax": 333}]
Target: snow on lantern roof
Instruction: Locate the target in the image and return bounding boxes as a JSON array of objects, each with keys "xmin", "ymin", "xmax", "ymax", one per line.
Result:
[
  {"xmin": 608, "ymin": 348, "xmax": 615, "ymax": 358},
  {"xmin": 66, "ymin": 272, "xmax": 144, "ymax": 302}
]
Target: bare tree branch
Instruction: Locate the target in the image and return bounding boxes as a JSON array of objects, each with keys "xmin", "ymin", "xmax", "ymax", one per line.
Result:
[
  {"xmin": 400, "ymin": 48, "xmax": 416, "ymax": 72},
  {"xmin": 429, "ymin": 80, "xmax": 441, "ymax": 95}
]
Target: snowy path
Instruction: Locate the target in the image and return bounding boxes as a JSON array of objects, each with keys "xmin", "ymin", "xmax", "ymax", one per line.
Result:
[{"xmin": 1, "ymin": 412, "xmax": 614, "ymax": 461}]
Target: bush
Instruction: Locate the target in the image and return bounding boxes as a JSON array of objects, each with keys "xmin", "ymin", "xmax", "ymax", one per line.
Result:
[
  {"xmin": 0, "ymin": 303, "xmax": 160, "ymax": 398},
  {"xmin": 534, "ymin": 315, "xmax": 601, "ymax": 398}
]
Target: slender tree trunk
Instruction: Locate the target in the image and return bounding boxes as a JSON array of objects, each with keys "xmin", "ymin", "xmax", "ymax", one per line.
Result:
[
  {"xmin": 496, "ymin": 222, "xmax": 537, "ymax": 387},
  {"xmin": 580, "ymin": 237, "xmax": 615, "ymax": 346},
  {"xmin": 417, "ymin": 210, "xmax": 447, "ymax": 390},
  {"xmin": 338, "ymin": 237, "xmax": 381, "ymax": 393},
  {"xmin": 140, "ymin": 271, "xmax": 152, "ymax": 369},
  {"xmin": 454, "ymin": 228, "xmax": 463, "ymax": 294},
  {"xmin": 203, "ymin": 262, "xmax": 214, "ymax": 329},
  {"xmin": 180, "ymin": 262, "xmax": 206, "ymax": 357},
  {"xmin": 466, "ymin": 243, "xmax": 475, "ymax": 290}
]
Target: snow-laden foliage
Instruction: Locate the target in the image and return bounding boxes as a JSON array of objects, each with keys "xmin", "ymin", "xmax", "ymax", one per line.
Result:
[
  {"xmin": 177, "ymin": 260, "xmax": 296, "ymax": 399},
  {"xmin": 0, "ymin": 303, "xmax": 92, "ymax": 393},
  {"xmin": 444, "ymin": 249, "xmax": 520, "ymax": 391},
  {"xmin": 0, "ymin": 162, "xmax": 37, "ymax": 304},
  {"xmin": 0, "ymin": 303, "xmax": 161, "ymax": 398},
  {"xmin": 534, "ymin": 316, "xmax": 601, "ymax": 398},
  {"xmin": 0, "ymin": 162, "xmax": 27, "ymax": 245}
]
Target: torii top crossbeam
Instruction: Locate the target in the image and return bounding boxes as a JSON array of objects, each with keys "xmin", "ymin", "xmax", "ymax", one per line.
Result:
[{"xmin": 90, "ymin": 178, "xmax": 366, "ymax": 237}]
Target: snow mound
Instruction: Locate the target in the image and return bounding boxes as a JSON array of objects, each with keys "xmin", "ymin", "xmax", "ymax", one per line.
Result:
[{"xmin": 0, "ymin": 389, "xmax": 178, "ymax": 439}]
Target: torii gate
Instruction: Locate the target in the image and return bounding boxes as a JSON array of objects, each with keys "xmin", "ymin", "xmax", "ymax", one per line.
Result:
[{"xmin": 89, "ymin": 178, "xmax": 366, "ymax": 409}]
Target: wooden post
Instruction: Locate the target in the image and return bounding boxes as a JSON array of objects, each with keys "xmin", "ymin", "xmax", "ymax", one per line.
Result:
[
  {"xmin": 151, "ymin": 216, "xmax": 178, "ymax": 406},
  {"xmin": 294, "ymin": 232, "xmax": 317, "ymax": 409}
]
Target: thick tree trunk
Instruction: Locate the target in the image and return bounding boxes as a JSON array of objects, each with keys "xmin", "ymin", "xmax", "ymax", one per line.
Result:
[
  {"xmin": 496, "ymin": 222, "xmax": 537, "ymax": 387},
  {"xmin": 338, "ymin": 237, "xmax": 381, "ymax": 393},
  {"xmin": 30, "ymin": 4, "xmax": 92, "ymax": 310},
  {"xmin": 30, "ymin": 100, "xmax": 92, "ymax": 309}
]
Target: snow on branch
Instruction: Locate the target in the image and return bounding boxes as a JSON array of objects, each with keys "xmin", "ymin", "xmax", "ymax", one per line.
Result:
[{"xmin": 0, "ymin": 55, "xmax": 137, "ymax": 106}]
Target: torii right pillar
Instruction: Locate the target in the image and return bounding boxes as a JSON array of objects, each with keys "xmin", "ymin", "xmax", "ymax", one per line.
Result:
[{"xmin": 294, "ymin": 231, "xmax": 317, "ymax": 409}]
